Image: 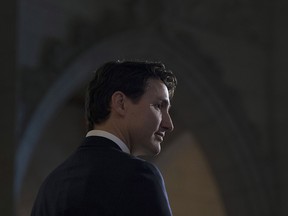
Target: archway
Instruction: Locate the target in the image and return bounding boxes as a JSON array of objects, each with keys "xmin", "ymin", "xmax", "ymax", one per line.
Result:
[{"xmin": 16, "ymin": 26, "xmax": 264, "ymax": 215}]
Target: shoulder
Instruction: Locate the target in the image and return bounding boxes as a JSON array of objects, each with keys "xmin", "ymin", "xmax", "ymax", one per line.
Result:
[
  {"xmin": 116, "ymin": 158, "xmax": 172, "ymax": 215},
  {"xmin": 127, "ymin": 157, "xmax": 162, "ymax": 177},
  {"xmin": 122, "ymin": 157, "xmax": 166, "ymax": 191}
]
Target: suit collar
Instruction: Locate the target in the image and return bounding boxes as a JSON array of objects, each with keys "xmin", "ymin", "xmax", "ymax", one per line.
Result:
[
  {"xmin": 86, "ymin": 130, "xmax": 130, "ymax": 154},
  {"xmin": 81, "ymin": 136, "xmax": 124, "ymax": 153}
]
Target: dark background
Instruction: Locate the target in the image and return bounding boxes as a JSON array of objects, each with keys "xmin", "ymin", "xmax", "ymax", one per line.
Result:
[{"xmin": 1, "ymin": 0, "xmax": 288, "ymax": 216}]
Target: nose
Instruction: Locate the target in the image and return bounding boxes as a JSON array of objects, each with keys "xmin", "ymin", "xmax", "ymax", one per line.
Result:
[{"xmin": 161, "ymin": 112, "xmax": 174, "ymax": 132}]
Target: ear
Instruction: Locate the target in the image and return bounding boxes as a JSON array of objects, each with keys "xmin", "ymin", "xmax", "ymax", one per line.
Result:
[{"xmin": 110, "ymin": 91, "xmax": 127, "ymax": 116}]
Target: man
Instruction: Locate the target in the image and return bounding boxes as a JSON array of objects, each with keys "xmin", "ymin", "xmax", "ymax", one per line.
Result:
[{"xmin": 31, "ymin": 60, "xmax": 177, "ymax": 216}]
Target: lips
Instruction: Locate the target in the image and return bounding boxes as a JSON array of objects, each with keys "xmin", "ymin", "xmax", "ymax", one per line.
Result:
[{"xmin": 155, "ymin": 132, "xmax": 164, "ymax": 141}]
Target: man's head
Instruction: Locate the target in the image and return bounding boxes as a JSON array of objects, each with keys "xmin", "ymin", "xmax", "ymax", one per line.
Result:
[{"xmin": 85, "ymin": 60, "xmax": 177, "ymax": 156}]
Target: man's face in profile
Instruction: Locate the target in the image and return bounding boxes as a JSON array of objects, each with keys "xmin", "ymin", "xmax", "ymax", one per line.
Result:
[{"xmin": 125, "ymin": 79, "xmax": 174, "ymax": 156}]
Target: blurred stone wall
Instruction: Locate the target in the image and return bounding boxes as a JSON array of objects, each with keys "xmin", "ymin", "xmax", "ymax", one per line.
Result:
[
  {"xmin": 1, "ymin": 0, "xmax": 286, "ymax": 216},
  {"xmin": 0, "ymin": 1, "xmax": 16, "ymax": 216}
]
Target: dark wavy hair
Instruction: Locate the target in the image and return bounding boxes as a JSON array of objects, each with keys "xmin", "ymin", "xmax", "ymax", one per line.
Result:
[{"xmin": 85, "ymin": 60, "xmax": 177, "ymax": 130}]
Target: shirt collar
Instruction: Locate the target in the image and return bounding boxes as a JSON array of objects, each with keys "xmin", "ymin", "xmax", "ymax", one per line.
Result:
[{"xmin": 86, "ymin": 130, "xmax": 130, "ymax": 154}]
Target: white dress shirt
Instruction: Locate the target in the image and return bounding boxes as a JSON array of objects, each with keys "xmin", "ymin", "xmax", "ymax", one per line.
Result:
[{"xmin": 86, "ymin": 130, "xmax": 130, "ymax": 154}]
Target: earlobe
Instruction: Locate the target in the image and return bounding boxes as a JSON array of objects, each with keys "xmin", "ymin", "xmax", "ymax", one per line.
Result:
[{"xmin": 111, "ymin": 91, "xmax": 126, "ymax": 115}]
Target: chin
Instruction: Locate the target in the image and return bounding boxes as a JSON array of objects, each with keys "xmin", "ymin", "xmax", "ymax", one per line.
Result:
[
  {"xmin": 150, "ymin": 143, "xmax": 161, "ymax": 156},
  {"xmin": 141, "ymin": 147, "xmax": 161, "ymax": 157},
  {"xmin": 133, "ymin": 141, "xmax": 162, "ymax": 157}
]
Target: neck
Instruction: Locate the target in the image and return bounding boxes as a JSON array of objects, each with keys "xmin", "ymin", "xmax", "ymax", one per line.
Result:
[{"xmin": 93, "ymin": 121, "xmax": 131, "ymax": 151}]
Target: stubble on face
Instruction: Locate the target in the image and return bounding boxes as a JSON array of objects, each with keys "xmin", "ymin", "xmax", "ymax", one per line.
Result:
[{"xmin": 127, "ymin": 79, "xmax": 173, "ymax": 157}]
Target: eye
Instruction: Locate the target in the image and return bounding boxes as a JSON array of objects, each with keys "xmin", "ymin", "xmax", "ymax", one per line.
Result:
[
  {"xmin": 152, "ymin": 103, "xmax": 162, "ymax": 110},
  {"xmin": 151, "ymin": 100, "xmax": 170, "ymax": 111}
]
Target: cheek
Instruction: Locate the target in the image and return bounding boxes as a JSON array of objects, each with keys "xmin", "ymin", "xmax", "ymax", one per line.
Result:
[
  {"xmin": 132, "ymin": 108, "xmax": 162, "ymax": 131},
  {"xmin": 147, "ymin": 110, "xmax": 162, "ymax": 127}
]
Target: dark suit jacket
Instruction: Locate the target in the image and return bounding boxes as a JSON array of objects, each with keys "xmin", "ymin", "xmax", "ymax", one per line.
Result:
[{"xmin": 31, "ymin": 136, "xmax": 172, "ymax": 216}]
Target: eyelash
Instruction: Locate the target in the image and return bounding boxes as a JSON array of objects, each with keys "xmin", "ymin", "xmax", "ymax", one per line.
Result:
[{"xmin": 154, "ymin": 103, "xmax": 162, "ymax": 109}]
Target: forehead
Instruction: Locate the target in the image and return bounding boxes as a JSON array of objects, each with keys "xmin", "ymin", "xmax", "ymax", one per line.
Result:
[{"xmin": 144, "ymin": 79, "xmax": 170, "ymax": 100}]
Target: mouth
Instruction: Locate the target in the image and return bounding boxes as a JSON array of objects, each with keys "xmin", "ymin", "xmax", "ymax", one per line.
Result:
[{"xmin": 155, "ymin": 132, "xmax": 165, "ymax": 141}]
